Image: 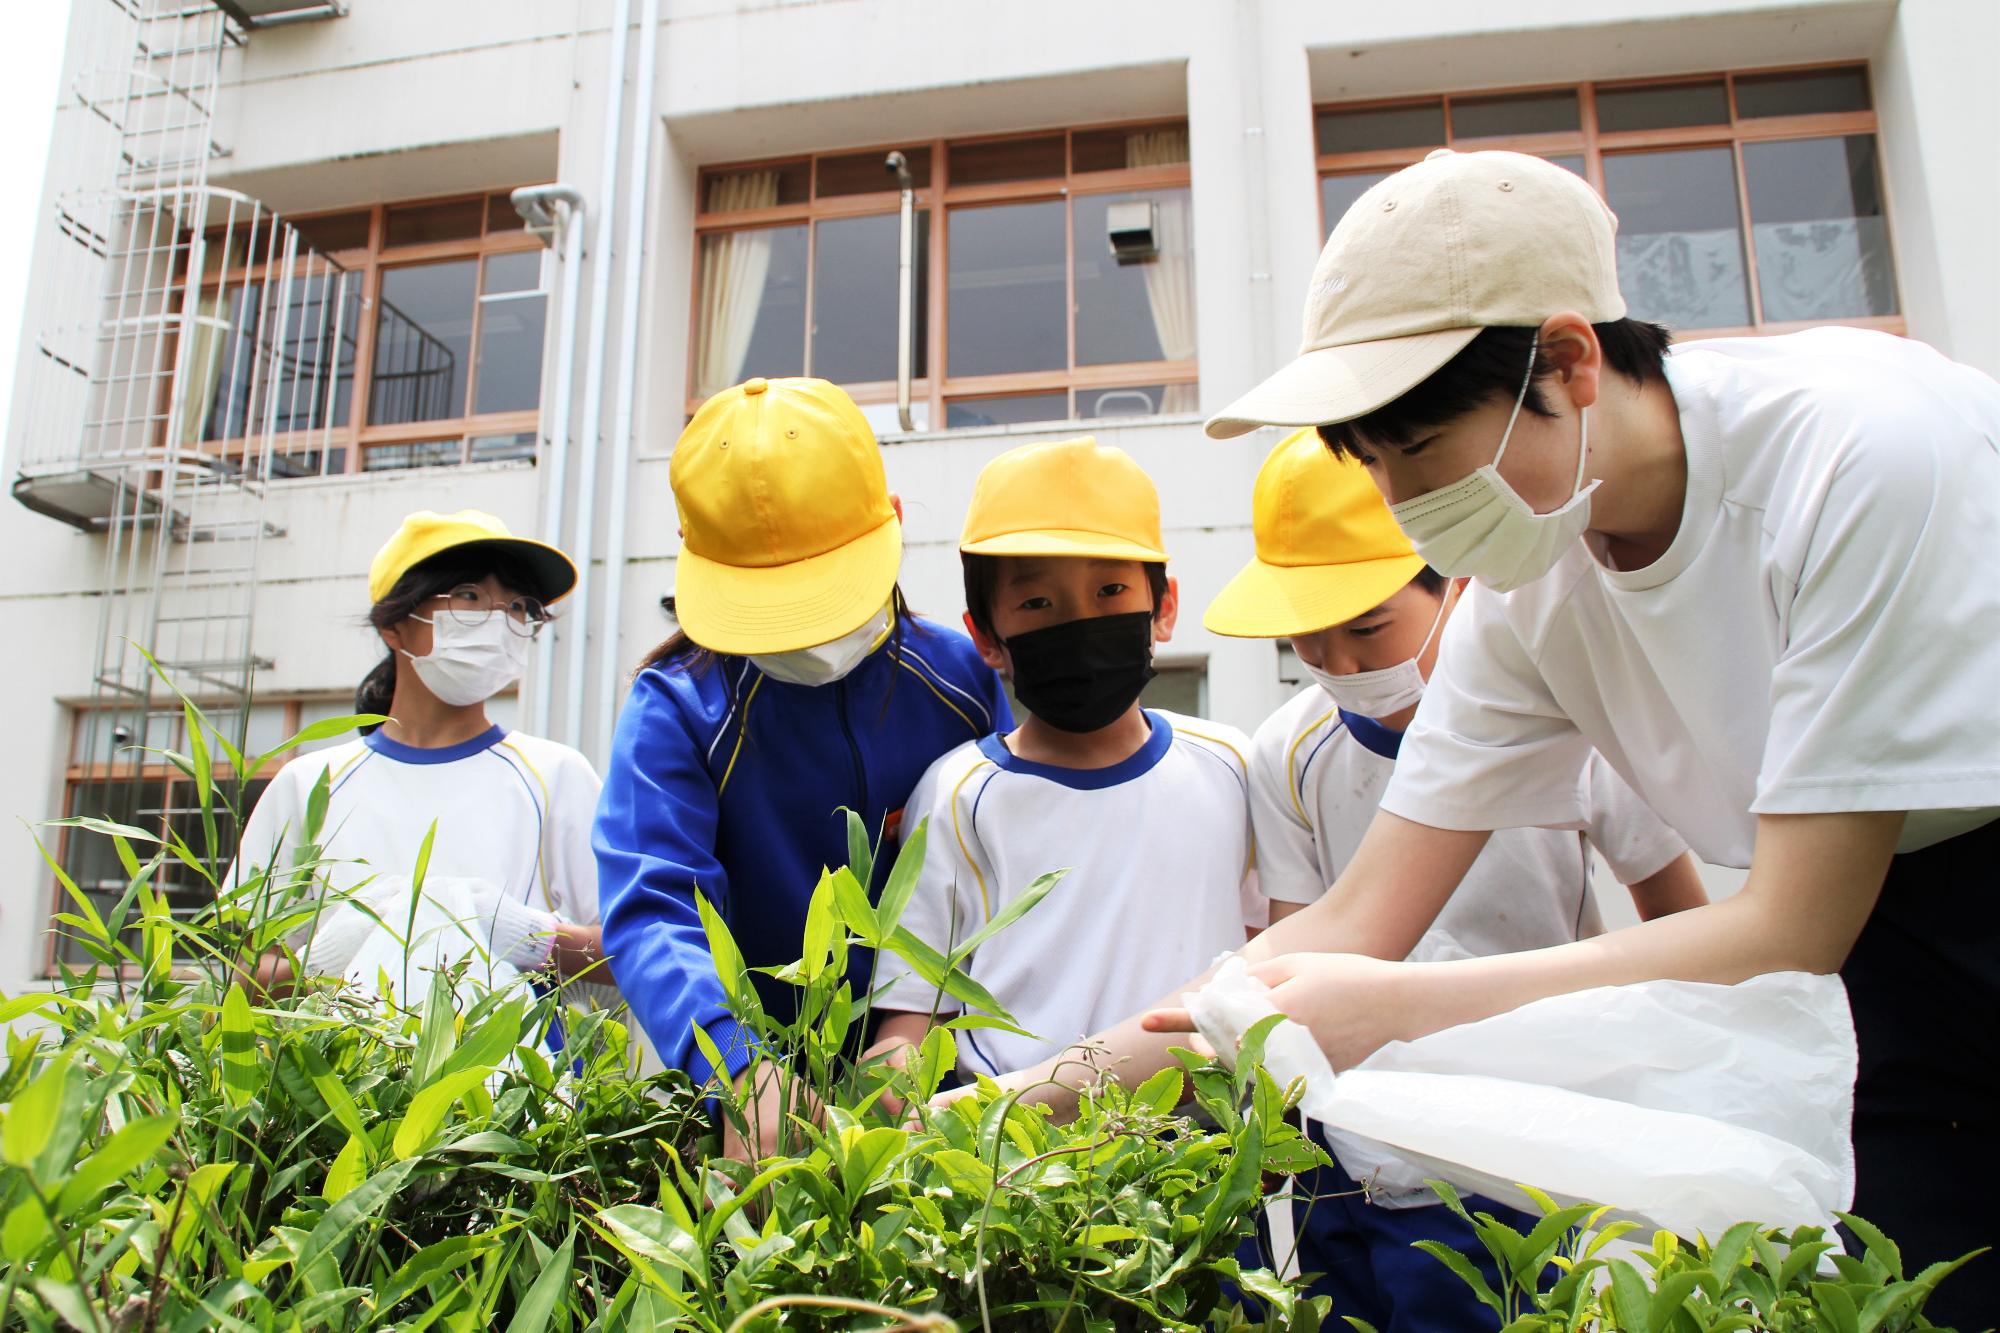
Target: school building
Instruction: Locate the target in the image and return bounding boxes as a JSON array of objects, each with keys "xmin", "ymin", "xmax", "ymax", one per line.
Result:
[{"xmin": 2, "ymin": 0, "xmax": 1993, "ymax": 995}]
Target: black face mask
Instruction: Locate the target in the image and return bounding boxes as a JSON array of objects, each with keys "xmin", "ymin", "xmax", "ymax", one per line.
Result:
[{"xmin": 1004, "ymin": 610, "xmax": 1158, "ymax": 734}]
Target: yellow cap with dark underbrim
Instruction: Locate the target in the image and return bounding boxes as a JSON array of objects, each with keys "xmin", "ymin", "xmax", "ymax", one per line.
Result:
[
  {"xmin": 368, "ymin": 509, "xmax": 577, "ymax": 605},
  {"xmin": 1204, "ymin": 428, "xmax": 1426, "ymax": 638},
  {"xmin": 959, "ymin": 436, "xmax": 1168, "ymax": 563}
]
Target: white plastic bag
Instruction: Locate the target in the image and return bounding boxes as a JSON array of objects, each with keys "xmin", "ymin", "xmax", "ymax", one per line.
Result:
[
  {"xmin": 338, "ymin": 875, "xmax": 527, "ymax": 1006},
  {"xmin": 1184, "ymin": 956, "xmax": 1855, "ymax": 1239}
]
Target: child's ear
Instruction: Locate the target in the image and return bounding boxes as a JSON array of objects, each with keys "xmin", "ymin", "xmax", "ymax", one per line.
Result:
[
  {"xmin": 964, "ymin": 611, "xmax": 1008, "ymax": 673},
  {"xmin": 1151, "ymin": 574, "xmax": 1180, "ymax": 644}
]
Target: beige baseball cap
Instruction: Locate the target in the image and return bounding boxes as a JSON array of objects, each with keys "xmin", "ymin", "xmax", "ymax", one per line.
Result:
[{"xmin": 1205, "ymin": 149, "xmax": 1626, "ymax": 439}]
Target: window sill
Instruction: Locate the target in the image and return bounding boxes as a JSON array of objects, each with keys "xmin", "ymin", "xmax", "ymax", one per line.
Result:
[
  {"xmin": 267, "ymin": 457, "xmax": 537, "ymax": 489},
  {"xmin": 879, "ymin": 411, "xmax": 1206, "ymax": 447}
]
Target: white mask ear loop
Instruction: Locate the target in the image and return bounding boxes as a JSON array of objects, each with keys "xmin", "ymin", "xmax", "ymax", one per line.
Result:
[
  {"xmin": 1488, "ymin": 339, "xmax": 1541, "ymax": 471},
  {"xmin": 1412, "ymin": 591, "xmax": 1450, "ymax": 661}
]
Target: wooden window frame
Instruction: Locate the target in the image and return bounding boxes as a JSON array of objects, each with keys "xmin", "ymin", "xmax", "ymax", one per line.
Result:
[
  {"xmin": 690, "ymin": 118, "xmax": 1198, "ymax": 428},
  {"xmin": 1313, "ymin": 61, "xmax": 1903, "ymax": 339},
  {"xmin": 188, "ymin": 191, "xmax": 547, "ymax": 476}
]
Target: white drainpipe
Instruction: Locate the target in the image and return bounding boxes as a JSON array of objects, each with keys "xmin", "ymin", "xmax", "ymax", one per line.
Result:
[
  {"xmin": 510, "ymin": 183, "xmax": 585, "ymax": 738},
  {"xmin": 592, "ymin": 0, "xmax": 660, "ymax": 762},
  {"xmin": 561, "ymin": 0, "xmax": 633, "ymax": 750}
]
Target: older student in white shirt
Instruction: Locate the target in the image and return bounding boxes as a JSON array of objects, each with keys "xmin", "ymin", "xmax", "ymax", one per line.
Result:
[{"xmin": 993, "ymin": 149, "xmax": 2000, "ymax": 1318}]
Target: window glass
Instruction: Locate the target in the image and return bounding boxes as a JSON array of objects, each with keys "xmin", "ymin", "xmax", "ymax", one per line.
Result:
[
  {"xmin": 1320, "ymin": 171, "xmax": 1392, "ymax": 237},
  {"xmin": 1078, "ymin": 384, "xmax": 1195, "ymax": 418},
  {"xmin": 1543, "ymin": 154, "xmax": 1586, "ymax": 177},
  {"xmin": 1072, "ymin": 125, "xmax": 1189, "ymax": 173},
  {"xmin": 1074, "ymin": 188, "xmax": 1195, "ymax": 367},
  {"xmin": 945, "ymin": 393, "xmax": 1068, "ymax": 430},
  {"xmin": 811, "ymin": 210, "xmax": 929, "ymax": 384},
  {"xmin": 1604, "ymin": 148, "xmax": 1752, "ymax": 329},
  {"xmin": 1141, "ymin": 664, "xmax": 1206, "ymax": 717},
  {"xmin": 470, "ymin": 431, "xmax": 537, "ymax": 463},
  {"xmin": 293, "ymin": 210, "xmax": 371, "ymax": 252},
  {"xmin": 1315, "ymin": 102, "xmax": 1445, "ymax": 155},
  {"xmin": 949, "ymin": 135, "xmax": 1066, "ymax": 185},
  {"xmin": 371, "ymin": 259, "xmax": 477, "ymax": 424},
  {"xmin": 1734, "ymin": 68, "xmax": 1871, "ymax": 119},
  {"xmin": 1450, "ymin": 89, "xmax": 1580, "ymax": 139},
  {"xmin": 1744, "ymin": 135, "xmax": 1896, "ymax": 320},
  {"xmin": 384, "ymin": 197, "xmax": 486, "ymax": 248},
  {"xmin": 485, "ymin": 193, "xmax": 529, "ymax": 234},
  {"xmin": 694, "ymin": 222, "xmax": 807, "ymax": 397},
  {"xmin": 947, "ymin": 201, "xmax": 1067, "ymax": 377},
  {"xmin": 702, "ymin": 162, "xmax": 810, "ymax": 210},
  {"xmin": 1596, "ymin": 80, "xmax": 1730, "ymax": 132},
  {"xmin": 474, "ymin": 256, "xmax": 547, "ymax": 415},
  {"xmin": 855, "ymin": 400, "xmax": 932, "ymax": 435},
  {"xmin": 817, "ymin": 146, "xmax": 931, "ymax": 197},
  {"xmin": 364, "ymin": 439, "xmax": 462, "ymax": 470}
]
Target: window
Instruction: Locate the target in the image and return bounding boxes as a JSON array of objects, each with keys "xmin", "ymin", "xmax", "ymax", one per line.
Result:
[
  {"xmin": 1315, "ymin": 65, "xmax": 1899, "ymax": 336},
  {"xmin": 995, "ymin": 661, "xmax": 1209, "ymax": 724},
  {"xmin": 186, "ymin": 193, "xmax": 549, "ymax": 475},
  {"xmin": 693, "ymin": 122, "xmax": 1196, "ymax": 433}
]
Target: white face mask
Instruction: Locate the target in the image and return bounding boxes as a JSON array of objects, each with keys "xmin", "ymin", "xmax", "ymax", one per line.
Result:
[
  {"xmin": 403, "ymin": 613, "xmax": 530, "ymax": 707},
  {"xmin": 1388, "ymin": 342, "xmax": 1597, "ymax": 593},
  {"xmin": 749, "ymin": 605, "xmax": 893, "ymax": 687},
  {"xmin": 1299, "ymin": 594, "xmax": 1448, "ymax": 718}
]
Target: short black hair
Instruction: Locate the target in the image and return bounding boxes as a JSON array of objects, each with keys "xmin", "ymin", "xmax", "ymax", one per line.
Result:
[
  {"xmin": 1317, "ymin": 318, "xmax": 1671, "ymax": 462},
  {"xmin": 962, "ymin": 552, "xmax": 1170, "ymax": 642},
  {"xmin": 1410, "ymin": 566, "xmax": 1445, "ymax": 596}
]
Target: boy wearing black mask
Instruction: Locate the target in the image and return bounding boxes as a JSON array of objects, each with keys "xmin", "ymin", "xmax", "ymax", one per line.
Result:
[{"xmin": 872, "ymin": 437, "xmax": 1258, "ymax": 1077}]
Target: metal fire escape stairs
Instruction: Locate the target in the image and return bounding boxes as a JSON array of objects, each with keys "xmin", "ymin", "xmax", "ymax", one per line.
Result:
[{"xmin": 12, "ymin": 0, "xmax": 347, "ymax": 926}]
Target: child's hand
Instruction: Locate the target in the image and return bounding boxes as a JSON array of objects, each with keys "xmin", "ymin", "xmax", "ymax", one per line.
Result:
[{"xmin": 1142, "ymin": 952, "xmax": 1404, "ymax": 1072}]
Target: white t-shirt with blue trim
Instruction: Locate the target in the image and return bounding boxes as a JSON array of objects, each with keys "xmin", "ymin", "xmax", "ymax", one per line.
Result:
[
  {"xmin": 235, "ymin": 725, "xmax": 602, "ymax": 927},
  {"xmin": 875, "ymin": 709, "xmax": 1257, "ymax": 1076},
  {"xmin": 1251, "ymin": 686, "xmax": 1685, "ymax": 963}
]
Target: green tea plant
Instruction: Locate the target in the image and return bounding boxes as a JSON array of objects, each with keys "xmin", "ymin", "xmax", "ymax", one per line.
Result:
[
  {"xmin": 0, "ymin": 666, "xmax": 1328, "ymax": 1331},
  {"xmin": 1393, "ymin": 1179, "xmax": 1985, "ymax": 1333}
]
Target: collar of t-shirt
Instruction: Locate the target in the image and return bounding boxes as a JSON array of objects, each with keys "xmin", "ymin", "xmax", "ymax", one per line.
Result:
[
  {"xmin": 977, "ymin": 709, "xmax": 1173, "ymax": 789},
  {"xmin": 362, "ymin": 723, "xmax": 509, "ymax": 766},
  {"xmin": 1338, "ymin": 708, "xmax": 1404, "ymax": 761}
]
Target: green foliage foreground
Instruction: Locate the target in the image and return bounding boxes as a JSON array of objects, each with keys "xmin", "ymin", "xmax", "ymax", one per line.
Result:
[{"xmin": 0, "ymin": 680, "xmax": 1983, "ymax": 1330}]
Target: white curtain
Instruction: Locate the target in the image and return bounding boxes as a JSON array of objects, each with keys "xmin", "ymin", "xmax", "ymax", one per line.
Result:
[
  {"xmin": 694, "ymin": 170, "xmax": 781, "ymax": 398},
  {"xmin": 1126, "ymin": 130, "xmax": 1197, "ymax": 413}
]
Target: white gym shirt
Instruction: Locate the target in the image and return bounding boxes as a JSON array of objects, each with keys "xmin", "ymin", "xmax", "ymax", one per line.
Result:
[
  {"xmin": 234, "ymin": 724, "xmax": 603, "ymax": 928},
  {"xmin": 1384, "ymin": 328, "xmax": 2000, "ymax": 864},
  {"xmin": 875, "ymin": 709, "xmax": 1258, "ymax": 1075},
  {"xmin": 1250, "ymin": 685, "xmax": 1686, "ymax": 962}
]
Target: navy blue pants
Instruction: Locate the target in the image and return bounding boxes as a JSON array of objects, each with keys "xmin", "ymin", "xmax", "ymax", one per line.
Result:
[{"xmin": 1292, "ymin": 1153, "xmax": 1534, "ymax": 1332}]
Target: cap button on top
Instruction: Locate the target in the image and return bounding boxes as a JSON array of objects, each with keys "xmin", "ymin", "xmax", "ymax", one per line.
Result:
[{"xmin": 743, "ymin": 377, "xmax": 768, "ymax": 395}]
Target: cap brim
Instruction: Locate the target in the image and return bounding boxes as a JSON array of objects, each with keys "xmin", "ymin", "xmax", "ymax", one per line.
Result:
[
  {"xmin": 1203, "ymin": 551, "xmax": 1428, "ymax": 639},
  {"xmin": 1203, "ymin": 327, "xmax": 1482, "ymax": 440},
  {"xmin": 433, "ymin": 537, "xmax": 579, "ymax": 605},
  {"xmin": 959, "ymin": 527, "xmax": 1167, "ymax": 562},
  {"xmin": 674, "ymin": 514, "xmax": 902, "ymax": 655}
]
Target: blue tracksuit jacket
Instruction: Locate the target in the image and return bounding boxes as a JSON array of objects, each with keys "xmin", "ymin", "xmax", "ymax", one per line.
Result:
[{"xmin": 594, "ymin": 616, "xmax": 1009, "ymax": 1082}]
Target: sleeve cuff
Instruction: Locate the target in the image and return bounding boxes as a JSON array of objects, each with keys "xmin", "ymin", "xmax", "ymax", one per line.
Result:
[{"xmin": 686, "ymin": 1014, "xmax": 756, "ymax": 1088}]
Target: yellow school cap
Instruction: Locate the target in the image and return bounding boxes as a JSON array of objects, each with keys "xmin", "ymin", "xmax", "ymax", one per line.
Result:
[
  {"xmin": 960, "ymin": 436, "xmax": 1167, "ymax": 563},
  {"xmin": 1203, "ymin": 428, "xmax": 1426, "ymax": 637},
  {"xmin": 670, "ymin": 377, "xmax": 901, "ymax": 655},
  {"xmin": 368, "ymin": 509, "xmax": 577, "ymax": 605}
]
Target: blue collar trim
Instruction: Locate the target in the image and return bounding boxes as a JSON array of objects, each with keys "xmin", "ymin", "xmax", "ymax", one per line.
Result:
[
  {"xmin": 1338, "ymin": 709, "xmax": 1404, "ymax": 761},
  {"xmin": 363, "ymin": 724, "xmax": 508, "ymax": 766},
  {"xmin": 977, "ymin": 710, "xmax": 1172, "ymax": 790}
]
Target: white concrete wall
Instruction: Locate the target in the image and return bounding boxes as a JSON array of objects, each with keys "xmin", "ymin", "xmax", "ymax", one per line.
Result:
[{"xmin": 3, "ymin": 0, "xmax": 1997, "ymax": 995}]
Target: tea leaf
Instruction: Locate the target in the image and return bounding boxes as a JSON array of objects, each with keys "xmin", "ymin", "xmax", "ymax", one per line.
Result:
[
  {"xmin": 504, "ymin": 1227, "xmax": 575, "ymax": 1333},
  {"xmin": 292, "ymin": 1158, "xmax": 417, "ymax": 1282},
  {"xmin": 946, "ymin": 867, "xmax": 1066, "ymax": 962},
  {"xmin": 57, "ymin": 1113, "xmax": 177, "ymax": 1215},
  {"xmin": 219, "ymin": 984, "xmax": 260, "ymax": 1109},
  {"xmin": 3, "ymin": 1051, "xmax": 69, "ymax": 1168},
  {"xmin": 875, "ymin": 817, "xmax": 928, "ymax": 938},
  {"xmin": 395, "ymin": 1066, "xmax": 497, "ymax": 1159},
  {"xmin": 324, "ymin": 1133, "xmax": 367, "ymax": 1203}
]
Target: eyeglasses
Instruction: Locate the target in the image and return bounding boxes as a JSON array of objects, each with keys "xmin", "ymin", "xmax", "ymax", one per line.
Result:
[{"xmin": 426, "ymin": 584, "xmax": 550, "ymax": 639}]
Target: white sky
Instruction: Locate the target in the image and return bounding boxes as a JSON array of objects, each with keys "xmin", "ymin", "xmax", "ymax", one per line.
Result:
[{"xmin": 0, "ymin": 2, "xmax": 72, "ymax": 436}]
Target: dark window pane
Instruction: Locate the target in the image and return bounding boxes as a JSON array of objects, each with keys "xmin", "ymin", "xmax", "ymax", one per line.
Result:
[
  {"xmin": 1596, "ymin": 80, "xmax": 1730, "ymax": 132},
  {"xmin": 817, "ymin": 146, "xmax": 931, "ymax": 197},
  {"xmin": 474, "ymin": 292, "xmax": 546, "ymax": 414},
  {"xmin": 482, "ymin": 249, "xmax": 542, "ymax": 295},
  {"xmin": 1744, "ymin": 135, "xmax": 1896, "ymax": 320},
  {"xmin": 470, "ymin": 431, "xmax": 536, "ymax": 463},
  {"xmin": 947, "ymin": 201, "xmax": 1066, "ymax": 377},
  {"xmin": 1734, "ymin": 67, "xmax": 1871, "ymax": 119},
  {"xmin": 694, "ymin": 223, "xmax": 807, "ymax": 397},
  {"xmin": 486, "ymin": 193, "xmax": 528, "ymax": 234},
  {"xmin": 702, "ymin": 162, "xmax": 809, "ymax": 211},
  {"xmin": 812, "ymin": 210, "xmax": 928, "ymax": 384},
  {"xmin": 384, "ymin": 197, "xmax": 485, "ymax": 248},
  {"xmin": 1543, "ymin": 154, "xmax": 1586, "ymax": 177},
  {"xmin": 1450, "ymin": 89, "xmax": 1581, "ymax": 139},
  {"xmin": 365, "ymin": 439, "xmax": 463, "ymax": 471},
  {"xmin": 1604, "ymin": 148, "xmax": 1751, "ymax": 330},
  {"xmin": 1141, "ymin": 664, "xmax": 1205, "ymax": 717},
  {"xmin": 1315, "ymin": 102, "xmax": 1445, "ymax": 155},
  {"xmin": 1073, "ymin": 188, "xmax": 1195, "ymax": 367},
  {"xmin": 1073, "ymin": 124, "xmax": 1189, "ymax": 173},
  {"xmin": 949, "ymin": 135, "xmax": 1065, "ymax": 185},
  {"xmin": 945, "ymin": 393, "xmax": 1068, "ymax": 429},
  {"xmin": 194, "ymin": 273, "xmax": 361, "ymax": 441},
  {"xmin": 1078, "ymin": 383, "xmax": 1198, "ymax": 417},
  {"xmin": 1321, "ymin": 171, "xmax": 1392, "ymax": 237},
  {"xmin": 293, "ymin": 209, "xmax": 372, "ymax": 253},
  {"xmin": 371, "ymin": 259, "xmax": 477, "ymax": 423}
]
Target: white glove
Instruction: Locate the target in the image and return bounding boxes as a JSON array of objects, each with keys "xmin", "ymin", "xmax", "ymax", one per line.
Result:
[
  {"xmin": 463, "ymin": 879, "xmax": 561, "ymax": 973},
  {"xmin": 296, "ymin": 876, "xmax": 415, "ymax": 978}
]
